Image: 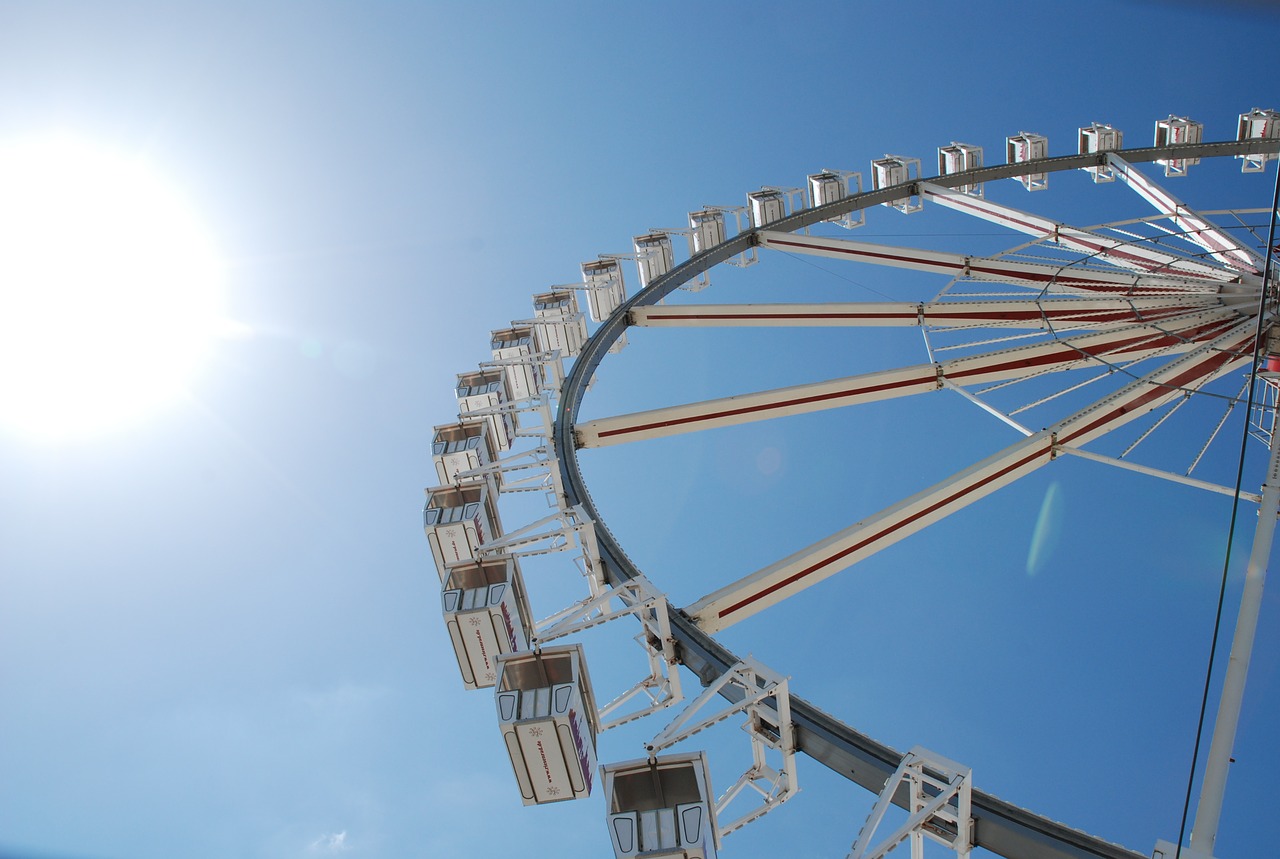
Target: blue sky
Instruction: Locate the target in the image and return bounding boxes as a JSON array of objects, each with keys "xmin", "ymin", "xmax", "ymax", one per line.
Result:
[{"xmin": 1, "ymin": 2, "xmax": 1278, "ymax": 858}]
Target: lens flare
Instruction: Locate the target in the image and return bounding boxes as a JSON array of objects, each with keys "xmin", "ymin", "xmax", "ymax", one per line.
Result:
[{"xmin": 1026, "ymin": 481, "xmax": 1064, "ymax": 577}]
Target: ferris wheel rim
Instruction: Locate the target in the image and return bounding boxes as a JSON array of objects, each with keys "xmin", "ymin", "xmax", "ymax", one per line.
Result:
[{"xmin": 552, "ymin": 139, "xmax": 1279, "ymax": 859}]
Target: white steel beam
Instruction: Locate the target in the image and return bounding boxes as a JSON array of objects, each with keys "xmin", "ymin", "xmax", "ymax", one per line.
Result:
[
  {"xmin": 629, "ymin": 296, "xmax": 1220, "ymax": 329},
  {"xmin": 1108, "ymin": 154, "xmax": 1263, "ymax": 274},
  {"xmin": 533, "ymin": 575, "xmax": 684, "ymax": 730},
  {"xmin": 848, "ymin": 746, "xmax": 973, "ymax": 859},
  {"xmin": 918, "ymin": 183, "xmax": 1237, "ymax": 282},
  {"xmin": 477, "ymin": 503, "xmax": 604, "ymax": 590},
  {"xmin": 687, "ymin": 322, "xmax": 1257, "ymax": 632},
  {"xmin": 575, "ymin": 307, "xmax": 1240, "ymax": 448},
  {"xmin": 758, "ymin": 230, "xmax": 1228, "ymax": 295},
  {"xmin": 1190, "ymin": 419, "xmax": 1280, "ymax": 854},
  {"xmin": 647, "ymin": 658, "xmax": 798, "ymax": 838},
  {"xmin": 1057, "ymin": 446, "xmax": 1261, "ymax": 503}
]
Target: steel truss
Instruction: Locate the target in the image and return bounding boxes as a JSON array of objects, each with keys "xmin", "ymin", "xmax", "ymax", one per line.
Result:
[{"xmin": 553, "ymin": 137, "xmax": 1280, "ymax": 859}]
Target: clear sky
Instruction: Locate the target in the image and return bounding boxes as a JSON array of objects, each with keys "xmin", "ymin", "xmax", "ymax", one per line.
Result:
[{"xmin": 1, "ymin": 2, "xmax": 1278, "ymax": 859}]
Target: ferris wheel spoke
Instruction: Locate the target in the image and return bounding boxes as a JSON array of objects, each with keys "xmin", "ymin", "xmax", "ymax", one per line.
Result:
[
  {"xmin": 630, "ymin": 296, "xmax": 1221, "ymax": 330},
  {"xmin": 575, "ymin": 308, "xmax": 1239, "ymax": 448},
  {"xmin": 1107, "ymin": 155, "xmax": 1263, "ymax": 274},
  {"xmin": 920, "ymin": 183, "xmax": 1239, "ymax": 281},
  {"xmin": 757, "ymin": 229, "xmax": 1227, "ymax": 295},
  {"xmin": 686, "ymin": 321, "xmax": 1259, "ymax": 632}
]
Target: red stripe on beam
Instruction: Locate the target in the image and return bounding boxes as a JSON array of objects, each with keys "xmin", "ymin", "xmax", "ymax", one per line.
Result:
[
  {"xmin": 598, "ymin": 319, "xmax": 1232, "ymax": 440},
  {"xmin": 717, "ymin": 442, "xmax": 1054, "ymax": 620},
  {"xmin": 641, "ymin": 305, "xmax": 1198, "ymax": 324},
  {"xmin": 765, "ymin": 236, "xmax": 1222, "ymax": 291},
  {"xmin": 931, "ymin": 194, "xmax": 1228, "ymax": 280},
  {"xmin": 1057, "ymin": 336, "xmax": 1257, "ymax": 446},
  {"xmin": 594, "ymin": 372, "xmax": 939, "ymax": 438},
  {"xmin": 716, "ymin": 335, "xmax": 1250, "ymax": 621}
]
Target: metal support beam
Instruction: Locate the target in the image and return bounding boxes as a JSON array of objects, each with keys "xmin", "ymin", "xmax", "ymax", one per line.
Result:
[
  {"xmin": 848, "ymin": 747, "xmax": 973, "ymax": 859},
  {"xmin": 533, "ymin": 575, "xmax": 684, "ymax": 730},
  {"xmin": 647, "ymin": 658, "xmax": 798, "ymax": 838}
]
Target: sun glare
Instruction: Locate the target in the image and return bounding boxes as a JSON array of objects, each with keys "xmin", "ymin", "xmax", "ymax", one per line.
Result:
[{"xmin": 0, "ymin": 136, "xmax": 224, "ymax": 440}]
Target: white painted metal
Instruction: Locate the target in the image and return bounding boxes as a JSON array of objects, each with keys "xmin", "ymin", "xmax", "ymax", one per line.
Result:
[
  {"xmin": 530, "ymin": 289, "xmax": 588, "ymax": 358},
  {"xmin": 534, "ymin": 575, "xmax": 684, "ymax": 730},
  {"xmin": 577, "ymin": 307, "xmax": 1241, "ymax": 448},
  {"xmin": 940, "ymin": 377, "xmax": 1034, "ymax": 437},
  {"xmin": 480, "ymin": 496, "xmax": 596, "ymax": 552},
  {"xmin": 646, "ymin": 658, "xmax": 797, "ymax": 838},
  {"xmin": 760, "ymin": 226, "xmax": 1230, "ymax": 291},
  {"xmin": 1106, "ymin": 154, "xmax": 1261, "ymax": 274},
  {"xmin": 1078, "ymin": 123, "xmax": 1123, "ymax": 182},
  {"xmin": 1189, "ymin": 411, "xmax": 1280, "ymax": 855},
  {"xmin": 687, "ymin": 322, "xmax": 1256, "ymax": 631},
  {"xmin": 454, "ymin": 390, "xmax": 553, "ymax": 440},
  {"xmin": 689, "ymin": 209, "xmax": 727, "ymax": 255},
  {"xmin": 456, "ymin": 368, "xmax": 516, "ymax": 452},
  {"xmin": 918, "ymin": 184, "xmax": 1237, "ymax": 282},
  {"xmin": 490, "ymin": 325, "xmax": 543, "ymax": 401},
  {"xmin": 629, "ymin": 297, "xmax": 1221, "ymax": 330},
  {"xmin": 495, "ymin": 644, "xmax": 600, "ymax": 805},
  {"xmin": 446, "ymin": 395, "xmax": 558, "ymax": 496},
  {"xmin": 1154, "ymin": 116, "xmax": 1204, "ymax": 177},
  {"xmin": 423, "ymin": 481, "xmax": 503, "ymax": 581},
  {"xmin": 747, "ymin": 189, "xmax": 787, "ymax": 227},
  {"xmin": 422, "ymin": 138, "xmax": 1280, "ymax": 859},
  {"xmin": 442, "ymin": 555, "xmax": 534, "ymax": 689},
  {"xmin": 1057, "ymin": 446, "xmax": 1262, "ymax": 504},
  {"xmin": 847, "ymin": 746, "xmax": 972, "ymax": 859},
  {"xmin": 746, "ymin": 187, "xmax": 802, "ymax": 228},
  {"xmin": 870, "ymin": 155, "xmax": 922, "ymax": 213},
  {"xmin": 937, "ymin": 143, "xmax": 984, "ymax": 196},
  {"xmin": 1153, "ymin": 840, "xmax": 1214, "ymax": 859},
  {"xmin": 807, "ymin": 169, "xmax": 865, "ymax": 229},
  {"xmin": 452, "ymin": 440, "xmax": 559, "ymax": 496},
  {"xmin": 583, "ymin": 257, "xmax": 628, "ymax": 323},
  {"xmin": 634, "ymin": 232, "xmax": 676, "ymax": 288},
  {"xmin": 1237, "ymin": 108, "xmax": 1280, "ymax": 172},
  {"xmin": 603, "ymin": 752, "xmax": 720, "ymax": 859},
  {"xmin": 1005, "ymin": 132, "xmax": 1049, "ymax": 190},
  {"xmin": 431, "ymin": 420, "xmax": 499, "ymax": 492}
]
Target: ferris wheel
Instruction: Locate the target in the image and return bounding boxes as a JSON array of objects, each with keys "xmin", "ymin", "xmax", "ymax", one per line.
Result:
[{"xmin": 428, "ymin": 111, "xmax": 1280, "ymax": 859}]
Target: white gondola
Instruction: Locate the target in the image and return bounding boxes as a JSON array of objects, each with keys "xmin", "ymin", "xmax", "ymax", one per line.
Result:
[
  {"xmin": 441, "ymin": 556, "xmax": 533, "ymax": 689},
  {"xmin": 423, "ymin": 482, "xmax": 502, "ymax": 581},
  {"xmin": 870, "ymin": 155, "xmax": 922, "ymax": 213},
  {"xmin": 1078, "ymin": 123, "xmax": 1123, "ymax": 182},
  {"xmin": 603, "ymin": 752, "xmax": 720, "ymax": 859},
  {"xmin": 532, "ymin": 289, "xmax": 587, "ymax": 358},
  {"xmin": 582, "ymin": 257, "xmax": 627, "ymax": 323},
  {"xmin": 1238, "ymin": 107, "xmax": 1280, "ymax": 173},
  {"xmin": 688, "ymin": 209, "xmax": 726, "ymax": 255},
  {"xmin": 937, "ymin": 142, "xmax": 983, "ymax": 196},
  {"xmin": 1153, "ymin": 115, "xmax": 1203, "ymax": 177},
  {"xmin": 430, "ymin": 420, "xmax": 498, "ymax": 489},
  {"xmin": 494, "ymin": 644, "xmax": 600, "ymax": 805},
  {"xmin": 633, "ymin": 232, "xmax": 675, "ymax": 288},
  {"xmin": 490, "ymin": 325, "xmax": 542, "ymax": 402},
  {"xmin": 1005, "ymin": 132, "xmax": 1049, "ymax": 190},
  {"xmin": 806, "ymin": 170, "xmax": 864, "ymax": 228},
  {"xmin": 746, "ymin": 189, "xmax": 786, "ymax": 228},
  {"xmin": 808, "ymin": 171, "xmax": 846, "ymax": 206},
  {"xmin": 456, "ymin": 368, "xmax": 515, "ymax": 452}
]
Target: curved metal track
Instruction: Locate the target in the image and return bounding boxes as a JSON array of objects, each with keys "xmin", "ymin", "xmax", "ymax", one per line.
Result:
[{"xmin": 553, "ymin": 139, "xmax": 1280, "ymax": 859}]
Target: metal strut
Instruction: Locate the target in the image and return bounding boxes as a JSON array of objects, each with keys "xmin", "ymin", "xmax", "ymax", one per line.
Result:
[
  {"xmin": 533, "ymin": 575, "xmax": 684, "ymax": 730},
  {"xmin": 646, "ymin": 658, "xmax": 798, "ymax": 838},
  {"xmin": 848, "ymin": 746, "xmax": 973, "ymax": 859}
]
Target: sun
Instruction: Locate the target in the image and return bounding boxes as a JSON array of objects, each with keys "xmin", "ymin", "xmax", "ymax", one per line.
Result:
[{"xmin": 0, "ymin": 136, "xmax": 225, "ymax": 440}]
